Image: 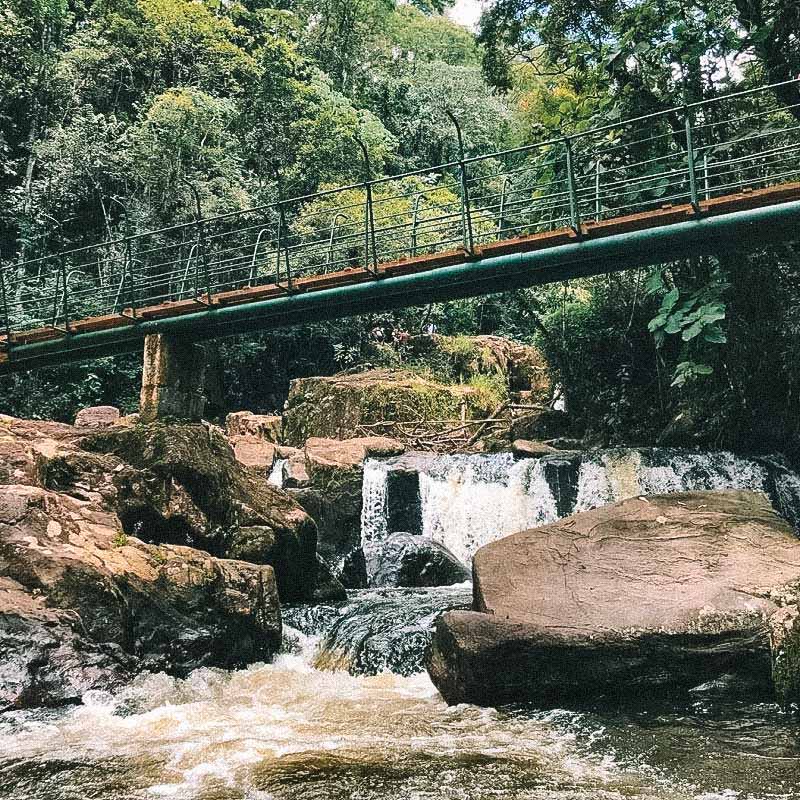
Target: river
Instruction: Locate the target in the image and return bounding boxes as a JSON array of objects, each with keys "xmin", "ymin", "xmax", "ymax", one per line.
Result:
[
  {"xmin": 0, "ymin": 585, "xmax": 798, "ymax": 800},
  {"xmin": 2, "ymin": 448, "xmax": 799, "ymax": 799}
]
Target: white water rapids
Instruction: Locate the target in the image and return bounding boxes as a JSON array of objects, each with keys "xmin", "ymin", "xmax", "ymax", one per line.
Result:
[
  {"xmin": 2, "ymin": 618, "xmax": 797, "ymax": 800},
  {"xmin": 2, "ymin": 448, "xmax": 799, "ymax": 799}
]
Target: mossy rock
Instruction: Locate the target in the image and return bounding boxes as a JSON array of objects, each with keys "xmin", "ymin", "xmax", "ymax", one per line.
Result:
[
  {"xmin": 80, "ymin": 423, "xmax": 320, "ymax": 602},
  {"xmin": 402, "ymin": 334, "xmax": 551, "ymax": 399},
  {"xmin": 282, "ymin": 369, "xmax": 493, "ymax": 446}
]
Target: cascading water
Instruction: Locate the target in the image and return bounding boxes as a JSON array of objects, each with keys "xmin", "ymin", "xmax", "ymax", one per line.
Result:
[
  {"xmin": 268, "ymin": 458, "xmax": 287, "ymax": 487},
  {"xmin": 574, "ymin": 449, "xmax": 778, "ymax": 511},
  {"xmin": 284, "ymin": 584, "xmax": 472, "ymax": 676},
  {"xmin": 360, "ymin": 448, "xmax": 800, "ymax": 586},
  {"xmin": 418, "ymin": 454, "xmax": 559, "ymax": 565},
  {"xmin": 3, "ymin": 447, "xmax": 800, "ymax": 799},
  {"xmin": 361, "ymin": 454, "xmax": 558, "ymax": 572},
  {"xmin": 3, "ymin": 586, "xmax": 798, "ymax": 800}
]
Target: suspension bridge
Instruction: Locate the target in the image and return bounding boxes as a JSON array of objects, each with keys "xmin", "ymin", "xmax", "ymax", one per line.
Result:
[{"xmin": 2, "ymin": 79, "xmax": 800, "ymax": 374}]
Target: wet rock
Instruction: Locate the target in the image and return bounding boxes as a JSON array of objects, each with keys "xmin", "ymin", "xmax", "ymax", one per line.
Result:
[
  {"xmin": 756, "ymin": 454, "xmax": 800, "ymax": 533},
  {"xmin": 428, "ymin": 610, "xmax": 774, "ymax": 709},
  {"xmin": 428, "ymin": 491, "xmax": 800, "ymax": 708},
  {"xmin": 74, "ymin": 406, "xmax": 121, "ymax": 429},
  {"xmin": 386, "ymin": 468, "xmax": 422, "ymax": 534},
  {"xmin": 0, "ymin": 486, "xmax": 282, "ymax": 701},
  {"xmin": 312, "ymin": 555, "xmax": 348, "ymax": 602},
  {"xmin": 226, "ymin": 412, "xmax": 282, "ymax": 443},
  {"xmin": 289, "ymin": 437, "xmax": 404, "ymax": 588},
  {"xmin": 369, "ymin": 533, "xmax": 469, "ymax": 588},
  {"xmin": 0, "ymin": 577, "xmax": 135, "ymax": 711},
  {"xmin": 226, "ymin": 518, "xmax": 317, "ymax": 603},
  {"xmin": 338, "ymin": 548, "xmax": 369, "ymax": 589},
  {"xmin": 510, "ymin": 410, "xmax": 574, "ymax": 442},
  {"xmin": 512, "ymin": 439, "xmax": 558, "ymax": 458},
  {"xmin": 296, "ymin": 585, "xmax": 473, "ymax": 677},
  {"xmin": 78, "ymin": 423, "xmax": 318, "ymax": 602},
  {"xmin": 538, "ymin": 452, "xmax": 582, "ymax": 518}
]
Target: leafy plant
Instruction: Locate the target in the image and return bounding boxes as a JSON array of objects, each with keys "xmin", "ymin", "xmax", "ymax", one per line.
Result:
[{"xmin": 646, "ymin": 269, "xmax": 728, "ymax": 386}]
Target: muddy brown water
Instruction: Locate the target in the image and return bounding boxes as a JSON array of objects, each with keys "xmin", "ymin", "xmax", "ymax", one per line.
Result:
[{"xmin": 0, "ymin": 652, "xmax": 798, "ymax": 800}]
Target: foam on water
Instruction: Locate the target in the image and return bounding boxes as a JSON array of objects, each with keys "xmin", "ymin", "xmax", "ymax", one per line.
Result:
[{"xmin": 0, "ymin": 657, "xmax": 652, "ymax": 800}]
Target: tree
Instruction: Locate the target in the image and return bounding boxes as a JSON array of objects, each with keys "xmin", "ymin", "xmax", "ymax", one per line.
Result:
[{"xmin": 384, "ymin": 5, "xmax": 480, "ymax": 67}]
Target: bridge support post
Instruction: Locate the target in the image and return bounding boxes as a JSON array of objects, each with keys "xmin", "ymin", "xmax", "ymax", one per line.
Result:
[{"xmin": 139, "ymin": 333, "xmax": 223, "ymax": 423}]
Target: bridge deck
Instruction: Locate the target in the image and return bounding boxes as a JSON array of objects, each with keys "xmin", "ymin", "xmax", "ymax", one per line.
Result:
[{"xmin": 2, "ymin": 181, "xmax": 798, "ymax": 366}]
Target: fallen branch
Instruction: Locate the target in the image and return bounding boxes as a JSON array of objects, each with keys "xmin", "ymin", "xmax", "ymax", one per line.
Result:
[{"xmin": 466, "ymin": 401, "xmax": 512, "ymax": 447}]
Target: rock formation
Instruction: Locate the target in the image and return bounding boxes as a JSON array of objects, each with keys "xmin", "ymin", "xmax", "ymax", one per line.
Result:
[
  {"xmin": 0, "ymin": 484, "xmax": 281, "ymax": 711},
  {"xmin": 427, "ymin": 490, "xmax": 800, "ymax": 708},
  {"xmin": 368, "ymin": 533, "xmax": 469, "ymax": 588},
  {"xmin": 289, "ymin": 436, "xmax": 405, "ymax": 587},
  {"xmin": 281, "ymin": 369, "xmax": 493, "ymax": 446},
  {"xmin": 0, "ymin": 414, "xmax": 348, "ymax": 709}
]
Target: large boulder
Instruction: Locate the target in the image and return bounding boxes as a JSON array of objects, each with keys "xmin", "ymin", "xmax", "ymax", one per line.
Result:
[
  {"xmin": 404, "ymin": 334, "xmax": 551, "ymax": 399},
  {"xmin": 304, "ymin": 436, "xmax": 404, "ymax": 469},
  {"xmin": 229, "ymin": 435, "xmax": 276, "ymax": 472},
  {"xmin": 0, "ymin": 486, "xmax": 281, "ymax": 707},
  {"xmin": 0, "ymin": 577, "xmax": 135, "ymax": 711},
  {"xmin": 428, "ymin": 491, "xmax": 800, "ymax": 708},
  {"xmin": 369, "ymin": 533, "xmax": 470, "ymax": 588},
  {"xmin": 282, "ymin": 369, "xmax": 492, "ymax": 446},
  {"xmin": 75, "ymin": 423, "xmax": 319, "ymax": 602}
]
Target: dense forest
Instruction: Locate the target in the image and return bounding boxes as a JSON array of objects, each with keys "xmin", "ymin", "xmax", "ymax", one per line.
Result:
[{"xmin": 0, "ymin": 0, "xmax": 798, "ymax": 459}]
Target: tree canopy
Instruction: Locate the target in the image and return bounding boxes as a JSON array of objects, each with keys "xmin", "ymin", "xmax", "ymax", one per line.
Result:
[{"xmin": 0, "ymin": 0, "xmax": 798, "ymax": 463}]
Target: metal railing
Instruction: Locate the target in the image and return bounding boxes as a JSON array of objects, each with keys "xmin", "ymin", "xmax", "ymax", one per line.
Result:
[{"xmin": 2, "ymin": 79, "xmax": 799, "ymax": 343}]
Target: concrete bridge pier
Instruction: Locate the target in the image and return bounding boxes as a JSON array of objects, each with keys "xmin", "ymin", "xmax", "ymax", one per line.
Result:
[{"xmin": 139, "ymin": 333, "xmax": 223, "ymax": 423}]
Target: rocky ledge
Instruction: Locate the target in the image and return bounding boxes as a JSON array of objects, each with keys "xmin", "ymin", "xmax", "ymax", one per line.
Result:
[
  {"xmin": 427, "ymin": 490, "xmax": 800, "ymax": 708},
  {"xmin": 0, "ymin": 414, "xmax": 345, "ymax": 711}
]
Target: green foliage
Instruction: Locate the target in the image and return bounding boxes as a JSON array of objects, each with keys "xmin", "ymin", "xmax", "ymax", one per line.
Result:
[
  {"xmin": 0, "ymin": 0, "xmax": 798, "ymax": 469},
  {"xmin": 646, "ymin": 270, "xmax": 728, "ymax": 386},
  {"xmin": 112, "ymin": 532, "xmax": 128, "ymax": 548},
  {"xmin": 0, "ymin": 354, "xmax": 140, "ymax": 422},
  {"xmin": 385, "ymin": 5, "xmax": 480, "ymax": 66},
  {"xmin": 466, "ymin": 373, "xmax": 509, "ymax": 410}
]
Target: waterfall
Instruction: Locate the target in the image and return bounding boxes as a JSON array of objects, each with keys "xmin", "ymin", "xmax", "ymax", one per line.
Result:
[
  {"xmin": 360, "ymin": 448, "xmax": 800, "ymax": 587},
  {"xmin": 575, "ymin": 449, "xmax": 773, "ymax": 511},
  {"xmin": 418, "ymin": 454, "xmax": 558, "ymax": 566},
  {"xmin": 268, "ymin": 458, "xmax": 287, "ymax": 487},
  {"xmin": 361, "ymin": 453, "xmax": 559, "ymax": 582},
  {"xmin": 360, "ymin": 459, "xmax": 390, "ymax": 550}
]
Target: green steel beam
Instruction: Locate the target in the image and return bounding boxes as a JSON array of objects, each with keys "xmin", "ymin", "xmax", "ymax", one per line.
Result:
[{"xmin": 3, "ymin": 199, "xmax": 800, "ymax": 374}]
